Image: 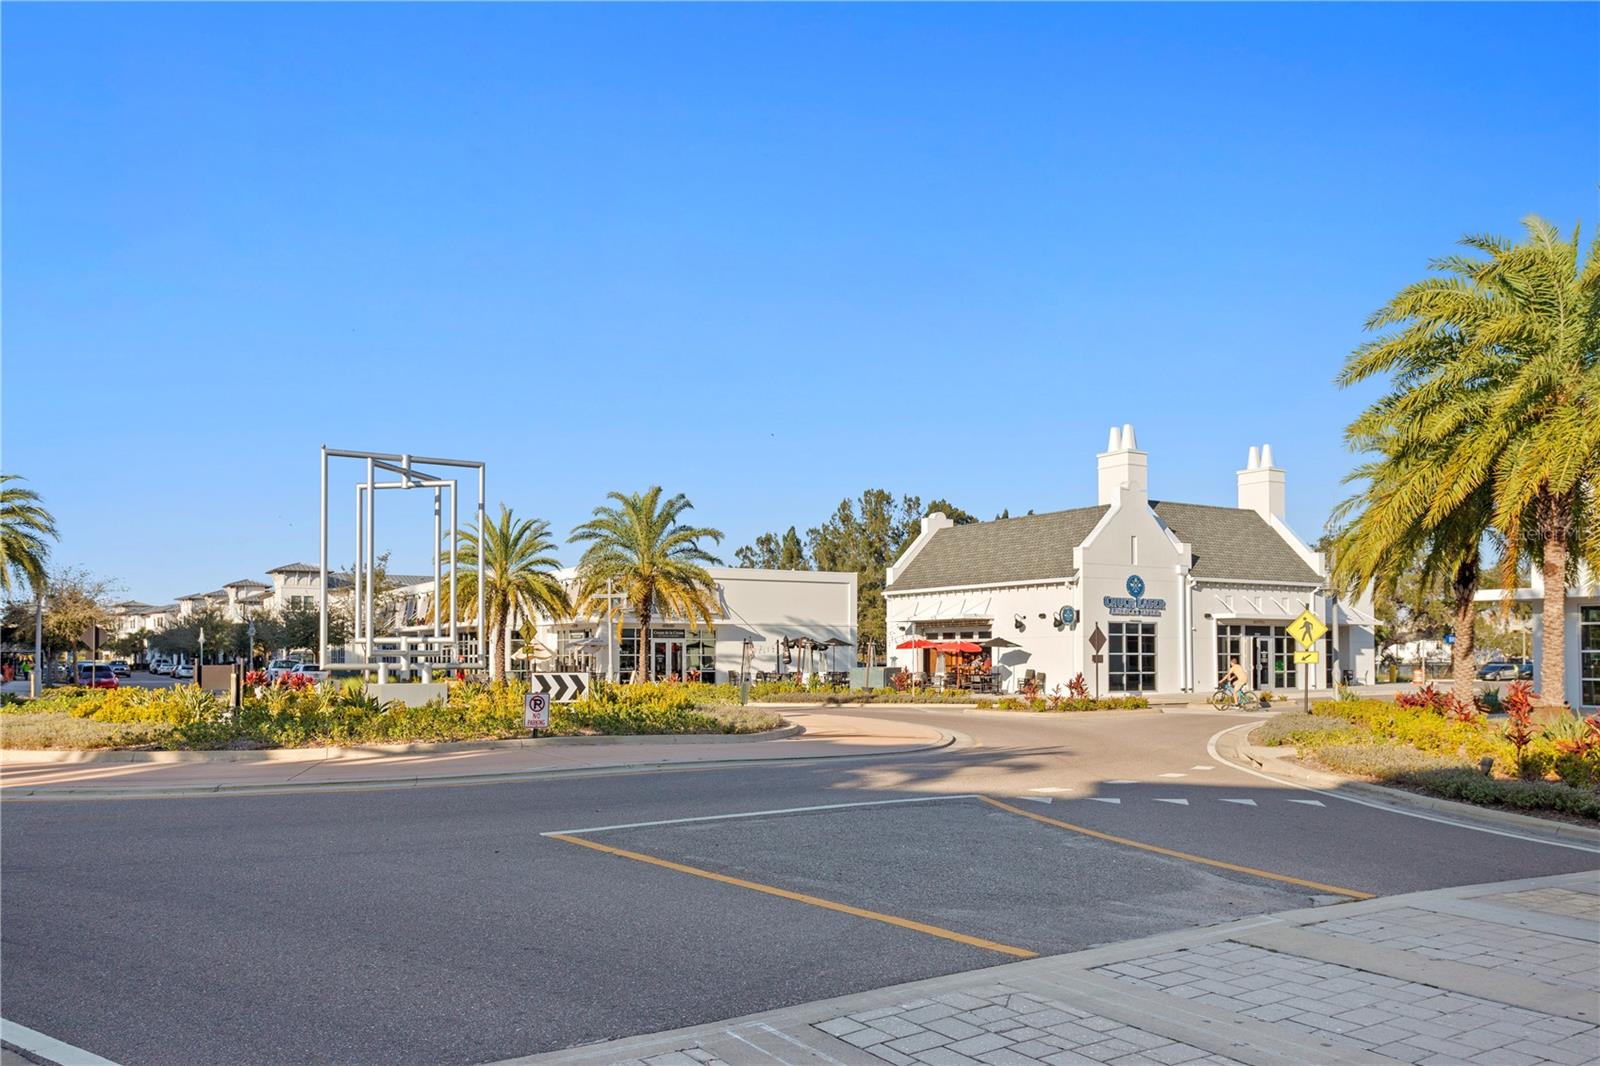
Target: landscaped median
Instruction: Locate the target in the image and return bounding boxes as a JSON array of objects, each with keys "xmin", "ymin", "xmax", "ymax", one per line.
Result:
[
  {"xmin": 745, "ymin": 679, "xmax": 1150, "ymax": 713},
  {"xmin": 1250, "ymin": 684, "xmax": 1600, "ymax": 822},
  {"xmin": 0, "ymin": 680, "xmax": 783, "ymax": 752}
]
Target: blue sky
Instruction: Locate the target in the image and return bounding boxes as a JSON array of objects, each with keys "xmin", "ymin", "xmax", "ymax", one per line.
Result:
[{"xmin": 5, "ymin": 3, "xmax": 1597, "ymax": 603}]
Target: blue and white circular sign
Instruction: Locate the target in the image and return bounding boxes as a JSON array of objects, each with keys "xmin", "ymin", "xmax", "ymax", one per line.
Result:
[{"xmin": 1126, "ymin": 575, "xmax": 1146, "ymax": 599}]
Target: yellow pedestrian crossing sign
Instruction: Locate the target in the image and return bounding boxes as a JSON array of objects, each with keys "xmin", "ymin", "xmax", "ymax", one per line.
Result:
[
  {"xmin": 1294, "ymin": 650, "xmax": 1320, "ymax": 665},
  {"xmin": 1290, "ymin": 609, "xmax": 1327, "ymax": 648}
]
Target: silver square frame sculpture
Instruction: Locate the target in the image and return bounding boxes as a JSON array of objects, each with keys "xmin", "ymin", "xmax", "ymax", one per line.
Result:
[{"xmin": 318, "ymin": 447, "xmax": 487, "ymax": 677}]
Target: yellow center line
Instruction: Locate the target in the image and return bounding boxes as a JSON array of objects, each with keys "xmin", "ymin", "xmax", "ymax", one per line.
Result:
[
  {"xmin": 547, "ymin": 832, "xmax": 1038, "ymax": 958},
  {"xmin": 979, "ymin": 796, "xmax": 1374, "ymax": 900}
]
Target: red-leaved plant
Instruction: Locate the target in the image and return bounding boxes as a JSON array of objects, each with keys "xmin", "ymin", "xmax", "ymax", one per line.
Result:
[
  {"xmin": 1503, "ymin": 680, "xmax": 1539, "ymax": 778},
  {"xmin": 1396, "ymin": 683, "xmax": 1448, "ymax": 712},
  {"xmin": 1067, "ymin": 672, "xmax": 1089, "ymax": 699}
]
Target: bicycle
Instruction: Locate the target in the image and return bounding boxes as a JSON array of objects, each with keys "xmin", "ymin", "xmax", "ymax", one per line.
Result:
[{"xmin": 1208, "ymin": 682, "xmax": 1264, "ymax": 712}]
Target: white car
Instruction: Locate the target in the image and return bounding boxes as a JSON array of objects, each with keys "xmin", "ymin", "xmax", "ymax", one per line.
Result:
[
  {"xmin": 172, "ymin": 663, "xmax": 195, "ymax": 680},
  {"xmin": 289, "ymin": 662, "xmax": 330, "ymax": 683},
  {"xmin": 266, "ymin": 659, "xmax": 303, "ymax": 681},
  {"xmin": 149, "ymin": 658, "xmax": 173, "ymax": 675}
]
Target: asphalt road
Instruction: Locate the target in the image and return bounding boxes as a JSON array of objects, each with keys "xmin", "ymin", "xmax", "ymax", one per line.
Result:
[{"xmin": 3, "ymin": 706, "xmax": 1595, "ymax": 1066}]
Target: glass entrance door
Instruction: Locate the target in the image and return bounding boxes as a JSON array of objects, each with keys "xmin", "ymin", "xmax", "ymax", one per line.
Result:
[{"xmin": 652, "ymin": 640, "xmax": 683, "ymax": 680}]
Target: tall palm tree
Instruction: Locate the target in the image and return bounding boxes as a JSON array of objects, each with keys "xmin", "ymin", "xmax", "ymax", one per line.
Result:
[
  {"xmin": 441, "ymin": 506, "xmax": 571, "ymax": 682},
  {"xmin": 1330, "ymin": 421, "xmax": 1495, "ymax": 704},
  {"xmin": 569, "ymin": 488, "xmax": 723, "ymax": 682},
  {"xmin": 1, "ymin": 474, "xmax": 58, "ymax": 598},
  {"xmin": 1339, "ymin": 217, "xmax": 1599, "ymax": 706}
]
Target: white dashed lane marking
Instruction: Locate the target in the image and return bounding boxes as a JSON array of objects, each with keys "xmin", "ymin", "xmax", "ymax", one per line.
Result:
[
  {"xmin": 1220, "ymin": 798, "xmax": 1257, "ymax": 806},
  {"xmin": 1089, "ymin": 797, "xmax": 1122, "ymax": 804},
  {"xmin": 1158, "ymin": 772, "xmax": 1187, "ymax": 778},
  {"xmin": 1153, "ymin": 798, "xmax": 1189, "ymax": 805}
]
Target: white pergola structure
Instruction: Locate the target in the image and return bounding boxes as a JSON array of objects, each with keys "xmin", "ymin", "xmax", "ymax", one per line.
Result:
[{"xmin": 318, "ymin": 446, "xmax": 487, "ymax": 677}]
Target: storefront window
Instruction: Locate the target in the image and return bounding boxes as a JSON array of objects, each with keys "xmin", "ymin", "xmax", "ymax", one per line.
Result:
[
  {"xmin": 1581, "ymin": 606, "xmax": 1600, "ymax": 709},
  {"xmin": 1109, "ymin": 622, "xmax": 1156, "ymax": 691},
  {"xmin": 686, "ymin": 630, "xmax": 717, "ymax": 682},
  {"xmin": 619, "ymin": 628, "xmax": 639, "ymax": 679},
  {"xmin": 1217, "ymin": 624, "xmax": 1303, "ymax": 690}
]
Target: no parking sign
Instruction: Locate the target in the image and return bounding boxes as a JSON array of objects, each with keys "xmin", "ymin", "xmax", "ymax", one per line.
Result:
[{"xmin": 523, "ymin": 692, "xmax": 550, "ymax": 730}]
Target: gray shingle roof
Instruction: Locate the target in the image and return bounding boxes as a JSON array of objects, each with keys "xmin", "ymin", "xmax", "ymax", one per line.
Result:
[
  {"xmin": 1151, "ymin": 501, "xmax": 1321, "ymax": 584},
  {"xmin": 267, "ymin": 562, "xmax": 320, "ymax": 573},
  {"xmin": 888, "ymin": 501, "xmax": 1321, "ymax": 592},
  {"xmin": 890, "ymin": 507, "xmax": 1108, "ymax": 591}
]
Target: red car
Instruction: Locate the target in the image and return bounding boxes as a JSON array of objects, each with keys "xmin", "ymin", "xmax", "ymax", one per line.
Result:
[{"xmin": 75, "ymin": 663, "xmax": 120, "ymax": 689}]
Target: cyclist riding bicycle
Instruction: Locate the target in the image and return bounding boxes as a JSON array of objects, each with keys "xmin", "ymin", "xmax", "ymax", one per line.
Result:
[{"xmin": 1218, "ymin": 657, "xmax": 1252, "ymax": 708}]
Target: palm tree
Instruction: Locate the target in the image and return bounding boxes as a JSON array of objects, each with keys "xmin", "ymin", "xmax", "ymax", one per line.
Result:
[
  {"xmin": 1330, "ymin": 422, "xmax": 1495, "ymax": 704},
  {"xmin": 1339, "ymin": 217, "xmax": 1599, "ymax": 706},
  {"xmin": 1, "ymin": 474, "xmax": 58, "ymax": 598},
  {"xmin": 441, "ymin": 506, "xmax": 571, "ymax": 682},
  {"xmin": 569, "ymin": 488, "xmax": 723, "ymax": 682}
]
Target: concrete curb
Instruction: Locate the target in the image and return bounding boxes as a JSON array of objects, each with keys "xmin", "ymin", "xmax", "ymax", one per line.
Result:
[
  {"xmin": 0, "ymin": 722, "xmax": 805, "ymax": 765},
  {"xmin": 0, "ymin": 730, "xmax": 963, "ymax": 800},
  {"xmin": 1216, "ymin": 725, "xmax": 1600, "ymax": 846}
]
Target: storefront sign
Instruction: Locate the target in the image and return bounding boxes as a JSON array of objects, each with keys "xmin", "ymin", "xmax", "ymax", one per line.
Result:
[
  {"xmin": 652, "ymin": 629, "xmax": 686, "ymax": 639},
  {"xmin": 1103, "ymin": 574, "xmax": 1166, "ymax": 617}
]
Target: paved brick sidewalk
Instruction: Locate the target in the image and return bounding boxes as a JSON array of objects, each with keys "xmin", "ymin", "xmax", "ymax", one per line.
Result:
[
  {"xmin": 506, "ymin": 870, "xmax": 1600, "ymax": 1066},
  {"xmin": 0, "ymin": 712, "xmax": 952, "ymax": 796}
]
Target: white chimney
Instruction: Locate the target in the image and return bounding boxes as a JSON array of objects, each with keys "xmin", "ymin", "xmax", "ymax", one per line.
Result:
[
  {"xmin": 1098, "ymin": 423, "xmax": 1148, "ymax": 506},
  {"xmin": 1238, "ymin": 443, "xmax": 1286, "ymax": 521}
]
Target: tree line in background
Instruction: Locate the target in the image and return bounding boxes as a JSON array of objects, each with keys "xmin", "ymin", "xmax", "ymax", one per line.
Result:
[
  {"xmin": 1332, "ymin": 216, "xmax": 1598, "ymax": 708},
  {"xmin": 733, "ymin": 493, "xmax": 985, "ymax": 654}
]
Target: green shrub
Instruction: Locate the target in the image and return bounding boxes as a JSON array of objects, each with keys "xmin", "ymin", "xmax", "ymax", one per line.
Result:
[
  {"xmin": 1251, "ymin": 713, "xmax": 1360, "ymax": 747},
  {"xmin": 1391, "ymin": 768, "xmax": 1600, "ymax": 819}
]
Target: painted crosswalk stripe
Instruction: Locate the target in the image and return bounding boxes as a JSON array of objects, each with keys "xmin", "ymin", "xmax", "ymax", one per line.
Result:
[
  {"xmin": 1089, "ymin": 797, "xmax": 1122, "ymax": 804},
  {"xmin": 1028, "ymin": 787, "xmax": 1073, "ymax": 793},
  {"xmin": 1159, "ymin": 772, "xmax": 1187, "ymax": 778},
  {"xmin": 1220, "ymin": 798, "xmax": 1257, "ymax": 806},
  {"xmin": 1154, "ymin": 798, "xmax": 1189, "ymax": 805},
  {"xmin": 1289, "ymin": 799, "xmax": 1326, "ymax": 807},
  {"xmin": 1191, "ymin": 765, "xmax": 1215, "ymax": 771},
  {"xmin": 1105, "ymin": 780, "xmax": 1137, "ymax": 785}
]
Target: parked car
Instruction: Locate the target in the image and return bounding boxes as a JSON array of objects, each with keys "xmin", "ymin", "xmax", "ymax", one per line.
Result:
[
  {"xmin": 149, "ymin": 658, "xmax": 173, "ymax": 675},
  {"xmin": 75, "ymin": 663, "xmax": 120, "ymax": 689},
  {"xmin": 266, "ymin": 658, "xmax": 303, "ymax": 682},
  {"xmin": 172, "ymin": 662, "xmax": 195, "ymax": 680},
  {"xmin": 1475, "ymin": 661, "xmax": 1517, "ymax": 681},
  {"xmin": 1518, "ymin": 660, "xmax": 1534, "ymax": 680},
  {"xmin": 109, "ymin": 660, "xmax": 131, "ymax": 677},
  {"xmin": 290, "ymin": 662, "xmax": 329, "ymax": 683}
]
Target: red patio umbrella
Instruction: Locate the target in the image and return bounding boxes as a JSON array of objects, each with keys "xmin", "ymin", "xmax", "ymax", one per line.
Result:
[
  {"xmin": 896, "ymin": 639, "xmax": 939, "ymax": 650},
  {"xmin": 937, "ymin": 641, "xmax": 983, "ymax": 654}
]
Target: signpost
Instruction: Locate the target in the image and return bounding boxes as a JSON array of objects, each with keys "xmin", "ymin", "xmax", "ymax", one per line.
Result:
[
  {"xmin": 1088, "ymin": 623, "xmax": 1107, "ymax": 699},
  {"xmin": 1290, "ymin": 609, "xmax": 1327, "ymax": 712},
  {"xmin": 523, "ymin": 691, "xmax": 550, "ymax": 731}
]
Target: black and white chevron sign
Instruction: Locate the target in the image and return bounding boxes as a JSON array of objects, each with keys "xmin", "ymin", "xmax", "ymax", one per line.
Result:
[{"xmin": 528, "ymin": 673, "xmax": 589, "ymax": 703}]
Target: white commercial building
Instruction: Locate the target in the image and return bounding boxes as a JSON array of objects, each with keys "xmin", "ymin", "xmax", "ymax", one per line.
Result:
[
  {"xmin": 1477, "ymin": 568, "xmax": 1600, "ymax": 711},
  {"xmin": 516, "ymin": 567, "xmax": 858, "ymax": 683},
  {"xmin": 884, "ymin": 426, "xmax": 1378, "ymax": 696}
]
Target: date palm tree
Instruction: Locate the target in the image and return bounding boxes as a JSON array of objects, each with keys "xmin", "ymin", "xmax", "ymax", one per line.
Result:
[
  {"xmin": 569, "ymin": 487, "xmax": 723, "ymax": 682},
  {"xmin": 1339, "ymin": 216, "xmax": 1599, "ymax": 706},
  {"xmin": 442, "ymin": 506, "xmax": 571, "ymax": 682},
  {"xmin": 1330, "ymin": 420, "xmax": 1495, "ymax": 705},
  {"xmin": 1, "ymin": 474, "xmax": 58, "ymax": 598}
]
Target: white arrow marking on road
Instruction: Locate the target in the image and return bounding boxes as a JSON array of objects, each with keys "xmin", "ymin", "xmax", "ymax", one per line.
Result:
[
  {"xmin": 1220, "ymin": 798, "xmax": 1257, "ymax": 806},
  {"xmin": 1288, "ymin": 799, "xmax": 1326, "ymax": 807},
  {"xmin": 1154, "ymin": 798, "xmax": 1189, "ymax": 805},
  {"xmin": 1159, "ymin": 773, "xmax": 1187, "ymax": 778},
  {"xmin": 1029, "ymin": 787, "xmax": 1073, "ymax": 793},
  {"xmin": 1019, "ymin": 796, "xmax": 1053, "ymax": 804},
  {"xmin": 1089, "ymin": 797, "xmax": 1122, "ymax": 804}
]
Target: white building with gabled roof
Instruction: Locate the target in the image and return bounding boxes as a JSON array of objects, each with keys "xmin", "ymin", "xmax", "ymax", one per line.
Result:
[{"xmin": 884, "ymin": 425, "xmax": 1377, "ymax": 696}]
